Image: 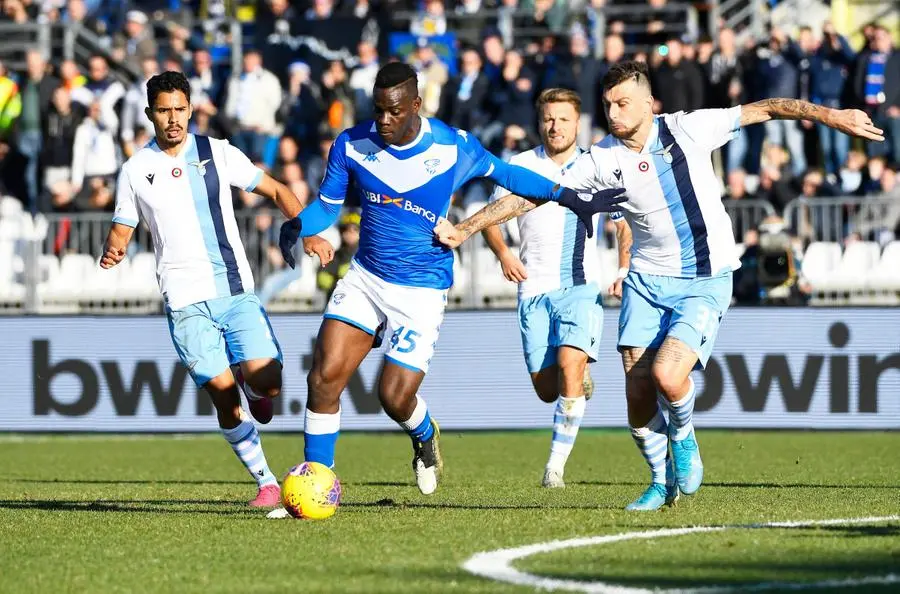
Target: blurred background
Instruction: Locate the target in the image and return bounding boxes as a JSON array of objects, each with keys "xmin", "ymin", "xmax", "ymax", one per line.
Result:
[{"xmin": 0, "ymin": 0, "xmax": 897, "ymax": 314}]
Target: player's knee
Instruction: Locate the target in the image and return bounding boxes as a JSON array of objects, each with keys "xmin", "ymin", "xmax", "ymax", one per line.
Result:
[
  {"xmin": 535, "ymin": 385, "xmax": 557, "ymax": 403},
  {"xmin": 307, "ymin": 363, "xmax": 342, "ymax": 405},
  {"xmin": 530, "ymin": 371, "xmax": 558, "ymax": 402},
  {"xmin": 650, "ymin": 364, "xmax": 683, "ymax": 399},
  {"xmin": 249, "ymin": 377, "xmax": 281, "ymax": 400}
]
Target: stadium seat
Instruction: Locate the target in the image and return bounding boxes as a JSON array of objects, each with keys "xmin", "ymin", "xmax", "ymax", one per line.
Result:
[
  {"xmin": 0, "ymin": 216, "xmax": 21, "ymax": 242},
  {"xmin": 45, "ymin": 253, "xmax": 97, "ymax": 300},
  {"xmin": 120, "ymin": 252, "xmax": 159, "ymax": 299},
  {"xmin": 827, "ymin": 241, "xmax": 880, "ymax": 291},
  {"xmin": 801, "ymin": 242, "xmax": 842, "ymax": 290},
  {"xmin": 867, "ymin": 241, "xmax": 900, "ymax": 290},
  {"xmin": 0, "ymin": 196, "xmax": 22, "ymax": 218}
]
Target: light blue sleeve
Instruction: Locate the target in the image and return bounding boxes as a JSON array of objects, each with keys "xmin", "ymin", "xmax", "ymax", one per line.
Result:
[{"xmin": 298, "ymin": 134, "xmax": 349, "ymax": 237}]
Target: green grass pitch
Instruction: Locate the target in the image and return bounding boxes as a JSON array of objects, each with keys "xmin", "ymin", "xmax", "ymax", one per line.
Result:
[{"xmin": 1, "ymin": 430, "xmax": 898, "ymax": 593}]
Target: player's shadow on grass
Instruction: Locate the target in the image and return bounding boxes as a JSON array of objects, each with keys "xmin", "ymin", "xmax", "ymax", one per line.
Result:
[
  {"xmin": 0, "ymin": 499, "xmax": 261, "ymax": 516},
  {"xmin": 569, "ymin": 480, "xmax": 900, "ymax": 489},
  {"xmin": 339, "ymin": 499, "xmax": 624, "ymax": 511},
  {"xmin": 9, "ymin": 478, "xmax": 250, "ymax": 485}
]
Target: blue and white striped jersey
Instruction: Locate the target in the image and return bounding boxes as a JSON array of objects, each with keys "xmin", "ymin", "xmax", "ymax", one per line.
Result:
[
  {"xmin": 113, "ymin": 134, "xmax": 263, "ymax": 309},
  {"xmin": 563, "ymin": 107, "xmax": 743, "ymax": 278}
]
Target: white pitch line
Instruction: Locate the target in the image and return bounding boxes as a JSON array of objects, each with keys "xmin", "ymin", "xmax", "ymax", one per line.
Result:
[{"xmin": 462, "ymin": 515, "xmax": 900, "ymax": 593}]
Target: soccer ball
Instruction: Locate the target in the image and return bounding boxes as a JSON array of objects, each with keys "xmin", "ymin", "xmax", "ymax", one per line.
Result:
[{"xmin": 281, "ymin": 462, "xmax": 342, "ymax": 520}]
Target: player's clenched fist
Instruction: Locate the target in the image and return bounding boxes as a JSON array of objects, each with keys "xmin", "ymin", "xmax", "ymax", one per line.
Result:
[
  {"xmin": 99, "ymin": 246, "xmax": 126, "ymax": 269},
  {"xmin": 433, "ymin": 218, "xmax": 464, "ymax": 249},
  {"xmin": 303, "ymin": 236, "xmax": 335, "ymax": 267}
]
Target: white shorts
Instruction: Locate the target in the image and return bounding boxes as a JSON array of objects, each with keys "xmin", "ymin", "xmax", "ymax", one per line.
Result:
[{"xmin": 324, "ymin": 260, "xmax": 448, "ymax": 373}]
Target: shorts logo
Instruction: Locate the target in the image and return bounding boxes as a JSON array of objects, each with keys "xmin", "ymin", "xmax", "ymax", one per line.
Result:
[
  {"xmin": 638, "ymin": 161, "xmax": 650, "ymax": 173},
  {"xmin": 332, "ymin": 292, "xmax": 345, "ymax": 304}
]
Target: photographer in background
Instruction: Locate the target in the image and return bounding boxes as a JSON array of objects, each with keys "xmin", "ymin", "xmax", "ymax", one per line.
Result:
[{"xmin": 734, "ymin": 216, "xmax": 811, "ymax": 306}]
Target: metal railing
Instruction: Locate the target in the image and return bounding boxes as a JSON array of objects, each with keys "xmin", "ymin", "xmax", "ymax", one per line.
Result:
[{"xmin": 783, "ymin": 194, "xmax": 900, "ymax": 244}]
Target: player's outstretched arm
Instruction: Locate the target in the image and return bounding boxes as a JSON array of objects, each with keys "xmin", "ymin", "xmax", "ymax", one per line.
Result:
[
  {"xmin": 739, "ymin": 99, "xmax": 885, "ymax": 141},
  {"xmin": 253, "ymin": 174, "xmax": 303, "ymax": 219},
  {"xmin": 433, "ymin": 193, "xmax": 540, "ymax": 249},
  {"xmin": 100, "ymin": 223, "xmax": 134, "ymax": 269}
]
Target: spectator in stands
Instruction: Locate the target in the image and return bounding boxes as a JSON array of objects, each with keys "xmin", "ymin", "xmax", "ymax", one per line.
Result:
[
  {"xmin": 304, "ymin": 132, "xmax": 334, "ymax": 199},
  {"xmin": 112, "ymin": 10, "xmax": 158, "ymax": 73},
  {"xmin": 70, "ymin": 55, "xmax": 125, "ymax": 135},
  {"xmin": 280, "ymin": 161, "xmax": 310, "ymax": 205},
  {"xmin": 839, "ymin": 149, "xmax": 866, "ymax": 194},
  {"xmin": 542, "ymin": 26, "xmax": 599, "ymax": 148},
  {"xmin": 70, "ymin": 100, "xmax": 118, "ymax": 206},
  {"xmin": 224, "ymin": 48, "xmax": 283, "ymax": 169},
  {"xmin": 409, "ymin": 40, "xmax": 448, "ymax": 118},
  {"xmin": 756, "ymin": 28, "xmax": 806, "ymax": 177},
  {"xmin": 16, "ymin": 48, "xmax": 58, "ymax": 212},
  {"xmin": 651, "ymin": 37, "xmax": 705, "ymax": 114},
  {"xmin": 61, "ymin": 0, "xmax": 106, "ymax": 37},
  {"xmin": 41, "ymin": 87, "xmax": 80, "ymax": 213},
  {"xmin": 316, "ymin": 210, "xmax": 360, "ymax": 300},
  {"xmin": 306, "ymin": 0, "xmax": 335, "ymax": 21},
  {"xmin": 349, "ymin": 40, "xmax": 379, "ymax": 122},
  {"xmin": 120, "ymin": 57, "xmax": 159, "ymax": 158},
  {"xmin": 809, "ymin": 22, "xmax": 855, "ymax": 181},
  {"xmin": 320, "ymin": 60, "xmax": 355, "ymax": 138},
  {"xmin": 438, "ymin": 47, "xmax": 489, "ymax": 133},
  {"xmin": 594, "ymin": 33, "xmax": 625, "ymax": 135},
  {"xmin": 189, "ymin": 49, "xmax": 227, "ymax": 107},
  {"xmin": 481, "ymin": 33, "xmax": 505, "ymax": 84},
  {"xmin": 708, "ymin": 28, "xmax": 746, "ymax": 172},
  {"xmin": 410, "ymin": 0, "xmax": 447, "ymax": 37},
  {"xmin": 58, "ymin": 59, "xmax": 86, "ymax": 92},
  {"xmin": 850, "ymin": 25, "xmax": 900, "ymax": 162},
  {"xmin": 0, "ymin": 61, "xmax": 20, "ymax": 142},
  {"xmin": 280, "ymin": 61, "xmax": 322, "ymax": 154},
  {"xmin": 483, "ymin": 48, "xmax": 536, "ymax": 147}
]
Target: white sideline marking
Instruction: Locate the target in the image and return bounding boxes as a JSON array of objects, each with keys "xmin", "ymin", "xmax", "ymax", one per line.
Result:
[{"xmin": 462, "ymin": 516, "xmax": 900, "ymax": 593}]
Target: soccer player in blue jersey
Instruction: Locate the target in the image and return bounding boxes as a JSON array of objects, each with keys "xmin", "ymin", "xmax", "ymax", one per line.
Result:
[{"xmin": 278, "ymin": 63, "xmax": 626, "ymax": 494}]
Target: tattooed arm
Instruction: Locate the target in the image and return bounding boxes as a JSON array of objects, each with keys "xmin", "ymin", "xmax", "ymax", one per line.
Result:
[
  {"xmin": 740, "ymin": 98, "xmax": 885, "ymax": 141},
  {"xmin": 433, "ymin": 193, "xmax": 543, "ymax": 249}
]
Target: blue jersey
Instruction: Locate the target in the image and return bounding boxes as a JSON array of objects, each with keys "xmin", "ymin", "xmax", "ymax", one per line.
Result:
[{"xmin": 300, "ymin": 117, "xmax": 562, "ymax": 290}]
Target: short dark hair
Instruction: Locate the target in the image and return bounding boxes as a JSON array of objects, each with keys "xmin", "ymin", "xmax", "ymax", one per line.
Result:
[
  {"xmin": 146, "ymin": 71, "xmax": 191, "ymax": 109},
  {"xmin": 374, "ymin": 62, "xmax": 417, "ymax": 90},
  {"xmin": 601, "ymin": 60, "xmax": 651, "ymax": 92}
]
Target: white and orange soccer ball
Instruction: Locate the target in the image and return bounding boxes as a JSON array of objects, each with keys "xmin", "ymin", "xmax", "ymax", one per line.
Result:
[{"xmin": 281, "ymin": 462, "xmax": 342, "ymax": 520}]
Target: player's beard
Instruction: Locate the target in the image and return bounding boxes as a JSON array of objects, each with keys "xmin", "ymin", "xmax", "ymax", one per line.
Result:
[
  {"xmin": 544, "ymin": 135, "xmax": 576, "ymax": 158},
  {"xmin": 609, "ymin": 121, "xmax": 641, "ymax": 141}
]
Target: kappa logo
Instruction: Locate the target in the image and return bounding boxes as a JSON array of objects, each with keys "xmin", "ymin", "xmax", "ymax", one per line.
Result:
[
  {"xmin": 424, "ymin": 158, "xmax": 441, "ymax": 175},
  {"xmin": 189, "ymin": 159, "xmax": 211, "ymax": 176},
  {"xmin": 145, "ymin": 173, "xmax": 155, "ymax": 185},
  {"xmin": 364, "ymin": 151, "xmax": 380, "ymax": 163}
]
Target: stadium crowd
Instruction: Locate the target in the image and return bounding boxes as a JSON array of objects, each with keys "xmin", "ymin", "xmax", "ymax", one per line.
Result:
[{"xmin": 0, "ymin": 0, "xmax": 897, "ymax": 304}]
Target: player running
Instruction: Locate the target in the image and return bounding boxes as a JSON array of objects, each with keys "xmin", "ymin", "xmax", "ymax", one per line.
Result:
[
  {"xmin": 436, "ymin": 60, "xmax": 883, "ymax": 510},
  {"xmin": 100, "ymin": 71, "xmax": 328, "ymax": 507},
  {"xmin": 277, "ymin": 63, "xmax": 627, "ymax": 495},
  {"xmin": 437, "ymin": 88, "xmax": 632, "ymax": 488}
]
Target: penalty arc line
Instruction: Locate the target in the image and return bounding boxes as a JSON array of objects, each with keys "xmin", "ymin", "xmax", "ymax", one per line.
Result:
[{"xmin": 461, "ymin": 515, "xmax": 900, "ymax": 593}]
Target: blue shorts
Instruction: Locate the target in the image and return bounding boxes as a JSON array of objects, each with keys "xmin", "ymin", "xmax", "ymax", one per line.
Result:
[
  {"xmin": 166, "ymin": 292, "xmax": 283, "ymax": 387},
  {"xmin": 518, "ymin": 282, "xmax": 604, "ymax": 373},
  {"xmin": 618, "ymin": 271, "xmax": 732, "ymax": 369}
]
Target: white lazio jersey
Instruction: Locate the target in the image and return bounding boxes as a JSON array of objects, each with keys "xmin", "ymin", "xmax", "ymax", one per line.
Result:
[
  {"xmin": 112, "ymin": 134, "xmax": 264, "ymax": 310},
  {"xmin": 563, "ymin": 107, "xmax": 742, "ymax": 278},
  {"xmin": 491, "ymin": 146, "xmax": 600, "ymax": 299}
]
